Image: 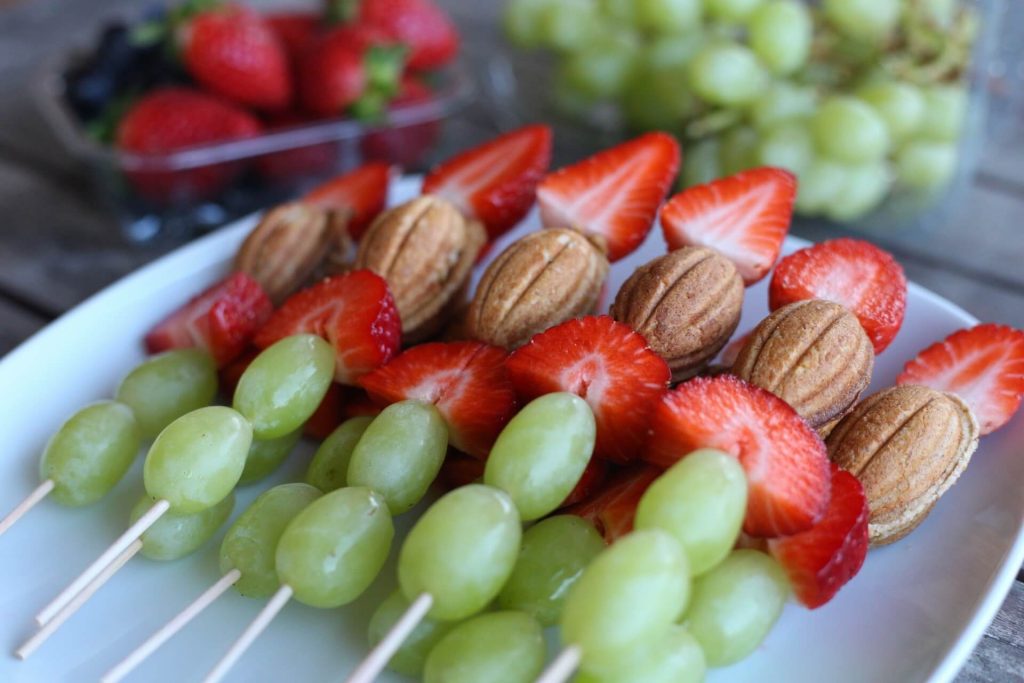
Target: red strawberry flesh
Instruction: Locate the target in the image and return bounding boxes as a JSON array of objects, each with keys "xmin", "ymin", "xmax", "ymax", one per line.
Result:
[
  {"xmin": 304, "ymin": 162, "xmax": 393, "ymax": 240},
  {"xmin": 566, "ymin": 465, "xmax": 661, "ymax": 543}
]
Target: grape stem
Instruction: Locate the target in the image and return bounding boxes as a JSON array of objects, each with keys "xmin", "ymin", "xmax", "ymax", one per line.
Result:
[
  {"xmin": 343, "ymin": 592, "xmax": 434, "ymax": 683},
  {"xmin": 102, "ymin": 568, "xmax": 243, "ymax": 683},
  {"xmin": 0, "ymin": 479, "xmax": 55, "ymax": 538},
  {"xmin": 202, "ymin": 583, "xmax": 294, "ymax": 683},
  {"xmin": 15, "ymin": 538, "xmax": 142, "ymax": 659},
  {"xmin": 534, "ymin": 645, "xmax": 582, "ymax": 683},
  {"xmin": 34, "ymin": 498, "xmax": 170, "ymax": 626}
]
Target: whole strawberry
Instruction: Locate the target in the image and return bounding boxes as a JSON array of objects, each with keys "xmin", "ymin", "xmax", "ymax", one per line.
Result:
[
  {"xmin": 179, "ymin": 4, "xmax": 293, "ymax": 110},
  {"xmin": 357, "ymin": 0, "xmax": 459, "ymax": 71}
]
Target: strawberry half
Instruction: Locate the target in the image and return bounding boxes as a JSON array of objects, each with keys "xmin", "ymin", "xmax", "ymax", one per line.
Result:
[
  {"xmin": 645, "ymin": 374, "xmax": 831, "ymax": 537},
  {"xmin": 421, "ymin": 125, "xmax": 553, "ymax": 241},
  {"xmin": 897, "ymin": 323, "xmax": 1024, "ymax": 434},
  {"xmin": 305, "ymin": 384, "xmax": 348, "ymax": 440},
  {"xmin": 145, "ymin": 273, "xmax": 272, "ymax": 367},
  {"xmin": 769, "ymin": 238, "xmax": 907, "ymax": 354},
  {"xmin": 506, "ymin": 316, "xmax": 670, "ymax": 464},
  {"xmin": 768, "ymin": 463, "xmax": 869, "ymax": 609},
  {"xmin": 253, "ymin": 270, "xmax": 401, "ymax": 385},
  {"xmin": 358, "ymin": 341, "xmax": 517, "ymax": 458},
  {"xmin": 566, "ymin": 465, "xmax": 661, "ymax": 543},
  {"xmin": 304, "ymin": 162, "xmax": 393, "ymax": 240},
  {"xmin": 560, "ymin": 458, "xmax": 609, "ymax": 509},
  {"xmin": 660, "ymin": 167, "xmax": 796, "ymax": 285},
  {"xmin": 538, "ymin": 132, "xmax": 680, "ymax": 262}
]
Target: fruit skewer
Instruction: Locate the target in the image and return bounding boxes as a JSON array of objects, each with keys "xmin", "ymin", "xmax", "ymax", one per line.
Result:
[{"xmin": 0, "ymin": 349, "xmax": 217, "ymax": 539}]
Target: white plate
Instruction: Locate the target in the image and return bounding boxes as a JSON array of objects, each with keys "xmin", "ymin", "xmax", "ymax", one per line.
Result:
[{"xmin": 1, "ymin": 177, "xmax": 1022, "ymax": 683}]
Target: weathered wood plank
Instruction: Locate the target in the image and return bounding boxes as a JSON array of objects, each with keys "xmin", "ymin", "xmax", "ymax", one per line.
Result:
[{"xmin": 956, "ymin": 580, "xmax": 1024, "ymax": 682}]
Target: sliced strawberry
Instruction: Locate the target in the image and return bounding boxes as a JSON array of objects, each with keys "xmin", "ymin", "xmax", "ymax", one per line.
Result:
[
  {"xmin": 305, "ymin": 384, "xmax": 347, "ymax": 440},
  {"xmin": 359, "ymin": 341, "xmax": 517, "ymax": 458},
  {"xmin": 560, "ymin": 458, "xmax": 609, "ymax": 509},
  {"xmin": 660, "ymin": 167, "xmax": 796, "ymax": 285},
  {"xmin": 339, "ymin": 385, "xmax": 383, "ymax": 420},
  {"xmin": 897, "ymin": 323, "xmax": 1024, "ymax": 434},
  {"xmin": 507, "ymin": 316, "xmax": 670, "ymax": 464},
  {"xmin": 145, "ymin": 273, "xmax": 272, "ymax": 367},
  {"xmin": 538, "ymin": 132, "xmax": 680, "ymax": 262},
  {"xmin": 769, "ymin": 238, "xmax": 907, "ymax": 354},
  {"xmin": 253, "ymin": 270, "xmax": 401, "ymax": 385},
  {"xmin": 565, "ymin": 465, "xmax": 661, "ymax": 543},
  {"xmin": 438, "ymin": 451, "xmax": 485, "ymax": 490},
  {"xmin": 645, "ymin": 374, "xmax": 831, "ymax": 537},
  {"xmin": 218, "ymin": 346, "xmax": 259, "ymax": 397},
  {"xmin": 304, "ymin": 162, "xmax": 393, "ymax": 240},
  {"xmin": 421, "ymin": 125, "xmax": 552, "ymax": 241},
  {"xmin": 768, "ymin": 463, "xmax": 869, "ymax": 609}
]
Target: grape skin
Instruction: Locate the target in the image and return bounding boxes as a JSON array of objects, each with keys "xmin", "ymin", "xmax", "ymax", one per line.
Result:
[
  {"xmin": 423, "ymin": 611, "xmax": 546, "ymax": 683},
  {"xmin": 306, "ymin": 416, "xmax": 373, "ymax": 493},
  {"xmin": 115, "ymin": 349, "xmax": 217, "ymax": 440},
  {"xmin": 369, "ymin": 590, "xmax": 454, "ymax": 677},
  {"xmin": 133, "ymin": 492, "xmax": 234, "ymax": 561}
]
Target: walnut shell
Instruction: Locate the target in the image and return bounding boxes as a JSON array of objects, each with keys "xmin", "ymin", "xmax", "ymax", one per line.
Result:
[
  {"xmin": 468, "ymin": 228, "xmax": 609, "ymax": 349},
  {"xmin": 827, "ymin": 385, "xmax": 979, "ymax": 545},
  {"xmin": 355, "ymin": 196, "xmax": 486, "ymax": 342},
  {"xmin": 610, "ymin": 247, "xmax": 743, "ymax": 381},
  {"xmin": 733, "ymin": 299, "xmax": 874, "ymax": 428}
]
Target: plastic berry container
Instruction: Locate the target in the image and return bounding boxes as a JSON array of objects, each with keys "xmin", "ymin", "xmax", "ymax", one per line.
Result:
[{"xmin": 34, "ymin": 49, "xmax": 472, "ymax": 244}]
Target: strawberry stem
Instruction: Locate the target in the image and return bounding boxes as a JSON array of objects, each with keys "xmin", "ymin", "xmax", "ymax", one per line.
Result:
[{"xmin": 349, "ymin": 44, "xmax": 408, "ymax": 121}]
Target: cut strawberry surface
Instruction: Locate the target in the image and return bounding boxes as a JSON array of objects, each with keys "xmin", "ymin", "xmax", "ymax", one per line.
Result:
[
  {"xmin": 645, "ymin": 374, "xmax": 831, "ymax": 537},
  {"xmin": 253, "ymin": 270, "xmax": 401, "ymax": 385},
  {"xmin": 304, "ymin": 162, "xmax": 393, "ymax": 240},
  {"xmin": 145, "ymin": 273, "xmax": 272, "ymax": 367},
  {"xmin": 538, "ymin": 132, "xmax": 680, "ymax": 262},
  {"xmin": 339, "ymin": 385, "xmax": 383, "ymax": 420},
  {"xmin": 769, "ymin": 238, "xmax": 907, "ymax": 354},
  {"xmin": 359, "ymin": 341, "xmax": 517, "ymax": 458},
  {"xmin": 768, "ymin": 463, "xmax": 869, "ymax": 609},
  {"xmin": 566, "ymin": 465, "xmax": 661, "ymax": 543},
  {"xmin": 660, "ymin": 167, "xmax": 796, "ymax": 285},
  {"xmin": 217, "ymin": 346, "xmax": 259, "ymax": 396},
  {"xmin": 304, "ymin": 384, "xmax": 348, "ymax": 440},
  {"xmin": 438, "ymin": 451, "xmax": 485, "ymax": 490},
  {"xmin": 422, "ymin": 125, "xmax": 552, "ymax": 241},
  {"xmin": 560, "ymin": 458, "xmax": 609, "ymax": 509},
  {"xmin": 507, "ymin": 316, "xmax": 670, "ymax": 464},
  {"xmin": 897, "ymin": 323, "xmax": 1024, "ymax": 434}
]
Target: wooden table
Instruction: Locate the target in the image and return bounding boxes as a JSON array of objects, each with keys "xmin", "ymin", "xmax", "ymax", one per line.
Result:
[{"xmin": 0, "ymin": 0, "xmax": 1021, "ymax": 680}]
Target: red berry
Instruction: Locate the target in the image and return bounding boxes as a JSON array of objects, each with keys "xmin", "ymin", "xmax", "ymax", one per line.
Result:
[
  {"xmin": 565, "ymin": 465, "xmax": 661, "ymax": 543},
  {"xmin": 304, "ymin": 162, "xmax": 393, "ymax": 240}
]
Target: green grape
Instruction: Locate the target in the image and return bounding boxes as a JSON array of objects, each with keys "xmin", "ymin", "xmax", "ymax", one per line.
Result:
[
  {"xmin": 238, "ymin": 429, "xmax": 302, "ymax": 485},
  {"xmin": 423, "ymin": 611, "xmax": 546, "ymax": 683},
  {"xmin": 823, "ymin": 0, "xmax": 900, "ymax": 43},
  {"xmin": 921, "ymin": 0, "xmax": 956, "ymax": 27},
  {"xmin": 857, "ymin": 81, "xmax": 926, "ymax": 144},
  {"xmin": 369, "ymin": 590, "xmax": 455, "ymax": 677},
  {"xmin": 503, "ymin": 0, "xmax": 554, "ymax": 48},
  {"xmin": 306, "ymin": 416, "xmax": 373, "ymax": 493},
  {"xmin": 598, "ymin": 0, "xmax": 638, "ymax": 25},
  {"xmin": 622, "ymin": 36, "xmax": 701, "ymax": 131},
  {"xmin": 636, "ymin": 0, "xmax": 702, "ymax": 34},
  {"xmin": 703, "ymin": 0, "xmax": 763, "ymax": 22},
  {"xmin": 825, "ymin": 161, "xmax": 891, "ymax": 221},
  {"xmin": 540, "ymin": 0, "xmax": 601, "ymax": 52},
  {"xmin": 220, "ymin": 483, "xmax": 322, "ymax": 598},
  {"xmin": 483, "ymin": 393, "xmax": 595, "ymax": 521},
  {"xmin": 918, "ymin": 85, "xmax": 968, "ymax": 142},
  {"xmin": 896, "ymin": 140, "xmax": 958, "ymax": 190},
  {"xmin": 794, "ymin": 157, "xmax": 848, "ymax": 214},
  {"xmin": 682, "ymin": 137, "xmax": 721, "ymax": 188},
  {"xmin": 275, "ymin": 486, "xmax": 393, "ymax": 608},
  {"xmin": 399, "ymin": 484, "xmax": 521, "ymax": 621},
  {"xmin": 560, "ymin": 33, "xmax": 638, "ymax": 100},
  {"xmin": 143, "ymin": 406, "xmax": 252, "ymax": 513},
  {"xmin": 115, "ymin": 349, "xmax": 217, "ymax": 440},
  {"xmin": 233, "ymin": 334, "xmax": 334, "ymax": 440},
  {"xmin": 683, "ymin": 549, "xmax": 789, "ymax": 666},
  {"xmin": 749, "ymin": 81, "xmax": 817, "ymax": 131},
  {"xmin": 347, "ymin": 400, "xmax": 448, "ymax": 514},
  {"xmin": 132, "ymin": 492, "xmax": 234, "ymax": 561},
  {"xmin": 561, "ymin": 530, "xmax": 690, "ymax": 673},
  {"xmin": 575, "ymin": 625, "xmax": 706, "ymax": 683},
  {"xmin": 40, "ymin": 401, "xmax": 141, "ymax": 506},
  {"xmin": 812, "ymin": 96, "xmax": 890, "ymax": 164},
  {"xmin": 635, "ymin": 449, "xmax": 747, "ymax": 576},
  {"xmin": 719, "ymin": 126, "xmax": 760, "ymax": 176},
  {"xmin": 497, "ymin": 515, "xmax": 606, "ymax": 626},
  {"xmin": 757, "ymin": 119, "xmax": 814, "ymax": 176},
  {"xmin": 748, "ymin": 1, "xmax": 811, "ymax": 75},
  {"xmin": 688, "ymin": 42, "xmax": 767, "ymax": 106}
]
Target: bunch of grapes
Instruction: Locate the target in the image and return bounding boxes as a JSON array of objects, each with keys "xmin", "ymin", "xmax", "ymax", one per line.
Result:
[{"xmin": 504, "ymin": 0, "xmax": 977, "ymax": 221}]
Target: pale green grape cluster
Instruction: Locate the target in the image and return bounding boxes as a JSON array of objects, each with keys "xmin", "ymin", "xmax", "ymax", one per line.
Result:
[
  {"xmin": 368, "ymin": 590, "xmax": 455, "ymax": 677},
  {"xmin": 504, "ymin": 0, "xmax": 974, "ymax": 221},
  {"xmin": 132, "ymin": 492, "xmax": 234, "ymax": 561},
  {"xmin": 423, "ymin": 611, "xmax": 546, "ymax": 683},
  {"xmin": 306, "ymin": 416, "xmax": 373, "ymax": 493},
  {"xmin": 115, "ymin": 349, "xmax": 217, "ymax": 439},
  {"xmin": 238, "ymin": 429, "xmax": 302, "ymax": 485}
]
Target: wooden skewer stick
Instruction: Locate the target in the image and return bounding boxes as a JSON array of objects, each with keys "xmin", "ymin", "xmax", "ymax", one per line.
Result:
[
  {"xmin": 0, "ymin": 479, "xmax": 55, "ymax": 538},
  {"xmin": 533, "ymin": 646, "xmax": 582, "ymax": 683},
  {"xmin": 202, "ymin": 584, "xmax": 294, "ymax": 683},
  {"xmin": 15, "ymin": 538, "xmax": 142, "ymax": 660},
  {"xmin": 343, "ymin": 593, "xmax": 433, "ymax": 683},
  {"xmin": 35, "ymin": 498, "xmax": 170, "ymax": 626},
  {"xmin": 101, "ymin": 568, "xmax": 242, "ymax": 683}
]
